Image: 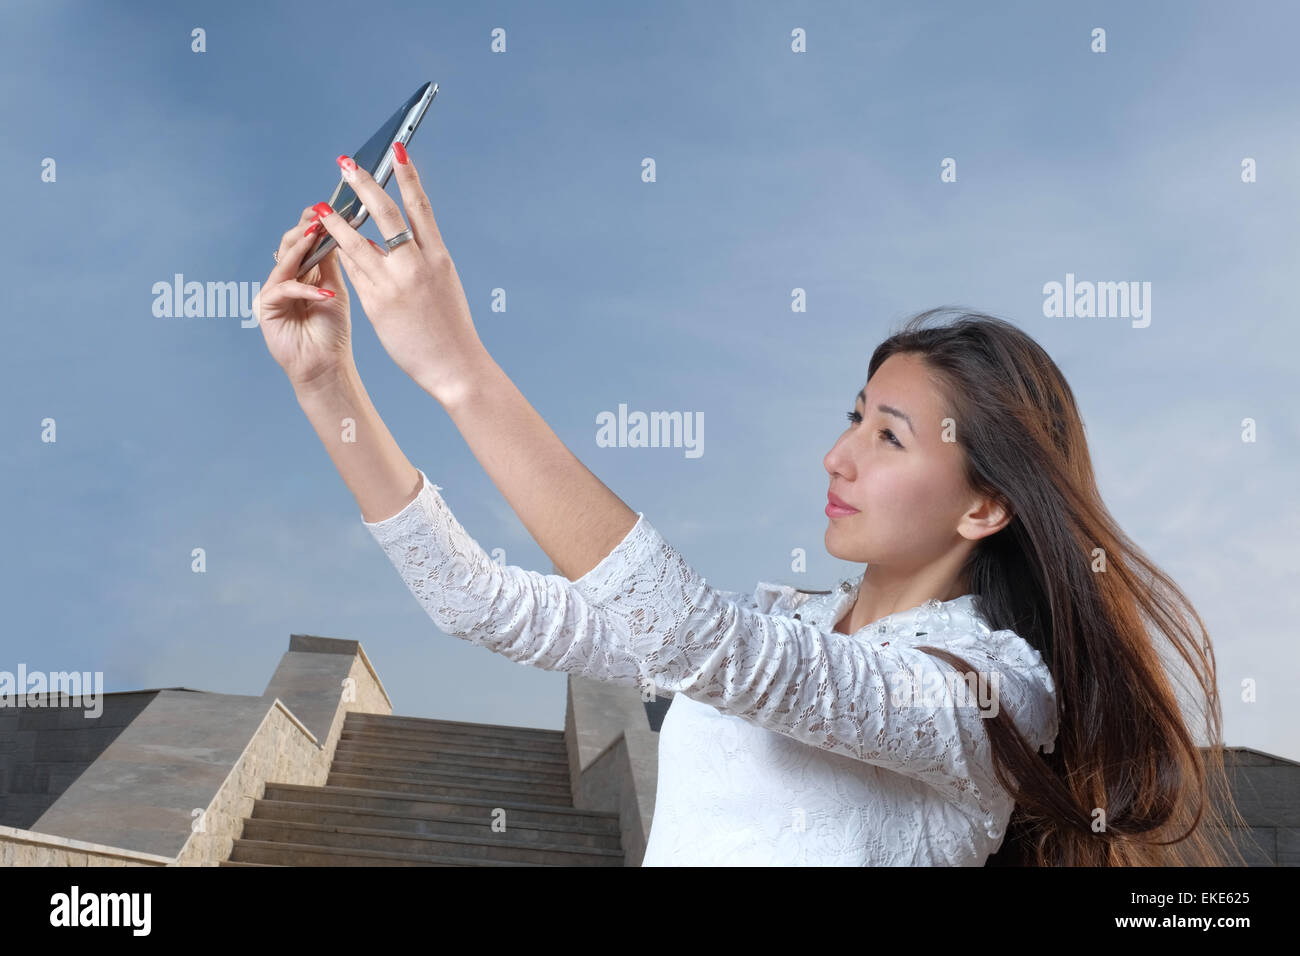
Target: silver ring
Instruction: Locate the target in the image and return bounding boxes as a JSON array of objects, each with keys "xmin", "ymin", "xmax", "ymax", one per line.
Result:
[
  {"xmin": 272, "ymin": 249, "xmax": 280, "ymax": 263},
  {"xmin": 384, "ymin": 228, "xmax": 414, "ymax": 251}
]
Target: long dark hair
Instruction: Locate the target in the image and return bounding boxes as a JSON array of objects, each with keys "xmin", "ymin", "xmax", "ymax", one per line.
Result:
[{"xmin": 865, "ymin": 307, "xmax": 1248, "ymax": 866}]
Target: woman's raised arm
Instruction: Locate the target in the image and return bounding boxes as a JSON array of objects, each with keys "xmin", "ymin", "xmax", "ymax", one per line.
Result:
[
  {"xmin": 295, "ymin": 340, "xmax": 638, "ymax": 583},
  {"xmin": 308, "ymin": 147, "xmax": 638, "ymax": 579},
  {"xmin": 291, "ymin": 361, "xmax": 423, "ymax": 523},
  {"xmin": 432, "ymin": 346, "xmax": 639, "ymax": 582},
  {"xmin": 254, "ymin": 199, "xmax": 422, "ymax": 524}
]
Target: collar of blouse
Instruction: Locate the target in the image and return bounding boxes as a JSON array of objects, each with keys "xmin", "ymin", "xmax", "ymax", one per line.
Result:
[{"xmin": 793, "ymin": 575, "xmax": 982, "ymax": 641}]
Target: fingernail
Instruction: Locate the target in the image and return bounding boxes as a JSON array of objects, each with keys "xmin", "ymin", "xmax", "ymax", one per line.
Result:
[
  {"xmin": 317, "ymin": 288, "xmax": 335, "ymax": 298},
  {"xmin": 337, "ymin": 154, "xmax": 358, "ymax": 181},
  {"xmin": 312, "ymin": 201, "xmax": 333, "ymax": 218},
  {"xmin": 304, "ymin": 221, "xmax": 321, "ymax": 236},
  {"xmin": 391, "ymin": 142, "xmax": 409, "ymax": 165}
]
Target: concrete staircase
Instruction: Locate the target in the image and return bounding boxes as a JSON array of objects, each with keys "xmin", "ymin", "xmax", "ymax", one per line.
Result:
[{"xmin": 221, "ymin": 712, "xmax": 625, "ymax": 866}]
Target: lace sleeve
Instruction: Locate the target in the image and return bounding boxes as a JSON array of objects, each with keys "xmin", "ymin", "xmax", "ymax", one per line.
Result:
[{"xmin": 363, "ymin": 470, "xmax": 663, "ymax": 689}]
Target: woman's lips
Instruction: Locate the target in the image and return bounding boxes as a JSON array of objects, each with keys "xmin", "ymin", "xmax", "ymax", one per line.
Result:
[{"xmin": 826, "ymin": 493, "xmax": 859, "ymax": 517}]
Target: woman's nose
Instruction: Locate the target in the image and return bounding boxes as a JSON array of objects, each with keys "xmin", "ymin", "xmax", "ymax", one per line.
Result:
[{"xmin": 824, "ymin": 437, "xmax": 853, "ymax": 479}]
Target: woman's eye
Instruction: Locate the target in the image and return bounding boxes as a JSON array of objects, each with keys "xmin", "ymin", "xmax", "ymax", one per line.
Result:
[{"xmin": 846, "ymin": 410, "xmax": 902, "ymax": 447}]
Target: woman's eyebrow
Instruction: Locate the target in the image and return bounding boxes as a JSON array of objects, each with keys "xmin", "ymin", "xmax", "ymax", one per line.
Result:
[{"xmin": 856, "ymin": 389, "xmax": 916, "ymax": 438}]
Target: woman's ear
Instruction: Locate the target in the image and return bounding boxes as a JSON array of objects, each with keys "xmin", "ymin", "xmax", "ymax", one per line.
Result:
[{"xmin": 959, "ymin": 494, "xmax": 1014, "ymax": 541}]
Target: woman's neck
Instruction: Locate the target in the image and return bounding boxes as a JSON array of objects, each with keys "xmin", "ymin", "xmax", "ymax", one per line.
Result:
[{"xmin": 836, "ymin": 566, "xmax": 969, "ymax": 634}]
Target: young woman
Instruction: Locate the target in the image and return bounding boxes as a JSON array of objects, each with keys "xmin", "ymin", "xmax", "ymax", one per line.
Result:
[{"xmin": 254, "ymin": 147, "xmax": 1247, "ymax": 866}]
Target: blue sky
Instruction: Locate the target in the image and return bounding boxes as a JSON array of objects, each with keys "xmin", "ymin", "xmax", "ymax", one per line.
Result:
[{"xmin": 2, "ymin": 0, "xmax": 1296, "ymax": 763}]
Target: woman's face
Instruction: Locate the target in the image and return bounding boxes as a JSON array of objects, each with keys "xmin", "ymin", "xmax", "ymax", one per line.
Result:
[{"xmin": 823, "ymin": 352, "xmax": 980, "ymax": 569}]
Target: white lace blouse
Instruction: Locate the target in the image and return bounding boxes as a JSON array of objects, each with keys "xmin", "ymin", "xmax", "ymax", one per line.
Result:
[{"xmin": 362, "ymin": 469, "xmax": 1059, "ymax": 866}]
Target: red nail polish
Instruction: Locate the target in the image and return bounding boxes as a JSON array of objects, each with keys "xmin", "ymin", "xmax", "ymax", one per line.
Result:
[
  {"xmin": 304, "ymin": 221, "xmax": 321, "ymax": 236},
  {"xmin": 392, "ymin": 142, "xmax": 408, "ymax": 165},
  {"xmin": 317, "ymin": 288, "xmax": 335, "ymax": 298},
  {"xmin": 337, "ymin": 155, "xmax": 358, "ymax": 172},
  {"xmin": 312, "ymin": 201, "xmax": 333, "ymax": 218}
]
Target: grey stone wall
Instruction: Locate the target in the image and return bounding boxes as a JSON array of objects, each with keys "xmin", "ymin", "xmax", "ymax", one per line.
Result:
[{"xmin": 0, "ymin": 689, "xmax": 164, "ymax": 829}]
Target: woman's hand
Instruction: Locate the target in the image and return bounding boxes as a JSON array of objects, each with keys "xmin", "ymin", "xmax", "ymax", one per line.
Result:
[
  {"xmin": 311, "ymin": 147, "xmax": 486, "ymax": 404},
  {"xmin": 253, "ymin": 205, "xmax": 355, "ymax": 392}
]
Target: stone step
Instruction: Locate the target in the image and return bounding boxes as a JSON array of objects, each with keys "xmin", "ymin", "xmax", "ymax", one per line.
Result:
[
  {"xmin": 331, "ymin": 741, "xmax": 571, "ymax": 780},
  {"xmin": 222, "ymin": 713, "xmax": 626, "ymax": 866},
  {"xmin": 327, "ymin": 757, "xmax": 572, "ymax": 795},
  {"xmin": 250, "ymin": 798, "xmax": 622, "ymax": 850},
  {"xmin": 344, "ymin": 713, "xmax": 566, "ymax": 747},
  {"xmin": 338, "ymin": 727, "xmax": 568, "ymax": 761},
  {"xmin": 325, "ymin": 770, "xmax": 574, "ymax": 806},
  {"xmin": 235, "ymin": 818, "xmax": 623, "ymax": 866},
  {"xmin": 218, "ymin": 860, "xmax": 283, "ymax": 867},
  {"xmin": 227, "ymin": 838, "xmax": 537, "ymax": 867},
  {"xmin": 261, "ymin": 782, "xmax": 620, "ymax": 831}
]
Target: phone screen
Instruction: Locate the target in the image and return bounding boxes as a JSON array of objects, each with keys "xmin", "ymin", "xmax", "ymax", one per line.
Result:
[
  {"xmin": 325, "ymin": 85, "xmax": 427, "ymax": 223},
  {"xmin": 297, "ymin": 82, "xmax": 434, "ymax": 276}
]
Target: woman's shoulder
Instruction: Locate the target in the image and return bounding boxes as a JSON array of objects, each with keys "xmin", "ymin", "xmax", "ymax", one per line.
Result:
[{"xmin": 926, "ymin": 613, "xmax": 1059, "ymax": 755}]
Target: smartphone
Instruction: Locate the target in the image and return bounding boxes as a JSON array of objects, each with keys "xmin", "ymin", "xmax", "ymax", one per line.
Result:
[{"xmin": 296, "ymin": 81, "xmax": 438, "ymax": 278}]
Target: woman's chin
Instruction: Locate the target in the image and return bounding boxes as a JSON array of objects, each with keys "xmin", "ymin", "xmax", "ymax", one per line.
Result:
[{"xmin": 823, "ymin": 527, "xmax": 848, "ymax": 560}]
